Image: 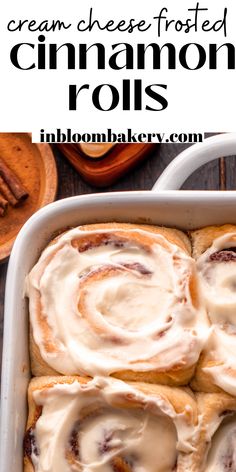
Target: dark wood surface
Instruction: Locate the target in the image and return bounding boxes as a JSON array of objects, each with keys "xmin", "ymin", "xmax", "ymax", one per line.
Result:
[{"xmin": 1, "ymin": 138, "xmax": 236, "ymax": 371}]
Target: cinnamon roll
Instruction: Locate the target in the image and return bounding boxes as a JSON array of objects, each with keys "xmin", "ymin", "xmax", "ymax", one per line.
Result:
[
  {"xmin": 190, "ymin": 225, "xmax": 236, "ymax": 395},
  {"xmin": 186, "ymin": 392, "xmax": 236, "ymax": 471},
  {"xmin": 23, "ymin": 375, "xmax": 198, "ymax": 472},
  {"xmin": 26, "ymin": 223, "xmax": 208, "ymax": 385}
]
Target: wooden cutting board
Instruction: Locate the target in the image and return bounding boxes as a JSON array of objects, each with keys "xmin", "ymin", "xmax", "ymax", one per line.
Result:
[{"xmin": 0, "ymin": 133, "xmax": 57, "ymax": 262}]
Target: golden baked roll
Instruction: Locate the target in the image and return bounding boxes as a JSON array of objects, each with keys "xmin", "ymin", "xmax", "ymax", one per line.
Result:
[
  {"xmin": 190, "ymin": 225, "xmax": 236, "ymax": 394},
  {"xmin": 26, "ymin": 222, "xmax": 208, "ymax": 385},
  {"xmin": 23, "ymin": 375, "xmax": 198, "ymax": 472},
  {"xmin": 186, "ymin": 392, "xmax": 236, "ymax": 471}
]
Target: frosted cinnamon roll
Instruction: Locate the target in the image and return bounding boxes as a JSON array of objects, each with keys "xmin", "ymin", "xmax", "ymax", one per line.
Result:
[
  {"xmin": 190, "ymin": 225, "xmax": 236, "ymax": 395},
  {"xmin": 23, "ymin": 376, "xmax": 198, "ymax": 472},
  {"xmin": 186, "ymin": 392, "xmax": 236, "ymax": 471},
  {"xmin": 26, "ymin": 222, "xmax": 208, "ymax": 385}
]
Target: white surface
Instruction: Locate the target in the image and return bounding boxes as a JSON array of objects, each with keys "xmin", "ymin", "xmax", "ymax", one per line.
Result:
[{"xmin": 0, "ymin": 0, "xmax": 236, "ymax": 133}]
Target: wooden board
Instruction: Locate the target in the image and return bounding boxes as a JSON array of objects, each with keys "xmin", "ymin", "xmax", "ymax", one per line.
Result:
[{"xmin": 0, "ymin": 133, "xmax": 57, "ymax": 262}]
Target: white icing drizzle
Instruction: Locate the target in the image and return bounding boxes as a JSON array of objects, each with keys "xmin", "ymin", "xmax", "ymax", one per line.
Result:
[
  {"xmin": 26, "ymin": 227, "xmax": 207, "ymax": 377},
  {"xmin": 205, "ymin": 413, "xmax": 236, "ymax": 472},
  {"xmin": 31, "ymin": 377, "xmax": 196, "ymax": 472},
  {"xmin": 197, "ymin": 233, "xmax": 236, "ymax": 394}
]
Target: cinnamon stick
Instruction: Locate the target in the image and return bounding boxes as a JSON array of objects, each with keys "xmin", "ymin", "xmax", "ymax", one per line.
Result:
[
  {"xmin": 0, "ymin": 157, "xmax": 28, "ymax": 202},
  {"xmin": 0, "ymin": 193, "xmax": 8, "ymax": 216},
  {"xmin": 0, "ymin": 175, "xmax": 18, "ymax": 206}
]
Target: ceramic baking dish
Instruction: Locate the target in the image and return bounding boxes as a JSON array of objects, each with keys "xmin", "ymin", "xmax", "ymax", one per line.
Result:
[{"xmin": 1, "ymin": 133, "xmax": 236, "ymax": 472}]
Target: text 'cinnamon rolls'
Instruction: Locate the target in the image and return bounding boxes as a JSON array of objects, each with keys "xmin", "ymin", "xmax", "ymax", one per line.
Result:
[
  {"xmin": 26, "ymin": 223, "xmax": 207, "ymax": 385},
  {"xmin": 23, "ymin": 376, "xmax": 198, "ymax": 472}
]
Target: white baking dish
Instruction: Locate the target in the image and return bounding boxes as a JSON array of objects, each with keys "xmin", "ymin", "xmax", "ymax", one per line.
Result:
[{"xmin": 1, "ymin": 133, "xmax": 236, "ymax": 472}]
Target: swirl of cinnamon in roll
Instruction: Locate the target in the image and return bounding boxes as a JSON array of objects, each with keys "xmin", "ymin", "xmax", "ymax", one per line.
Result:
[
  {"xmin": 186, "ymin": 392, "xmax": 236, "ymax": 472},
  {"xmin": 23, "ymin": 376, "xmax": 198, "ymax": 472},
  {"xmin": 190, "ymin": 225, "xmax": 236, "ymax": 395},
  {"xmin": 26, "ymin": 223, "xmax": 208, "ymax": 385}
]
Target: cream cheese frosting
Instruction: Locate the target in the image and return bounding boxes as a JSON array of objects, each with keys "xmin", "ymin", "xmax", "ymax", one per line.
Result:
[
  {"xmin": 197, "ymin": 234, "xmax": 236, "ymax": 326},
  {"xmin": 26, "ymin": 227, "xmax": 208, "ymax": 377},
  {"xmin": 204, "ymin": 413, "xmax": 236, "ymax": 471},
  {"xmin": 197, "ymin": 233, "xmax": 236, "ymax": 394},
  {"xmin": 31, "ymin": 377, "xmax": 196, "ymax": 472}
]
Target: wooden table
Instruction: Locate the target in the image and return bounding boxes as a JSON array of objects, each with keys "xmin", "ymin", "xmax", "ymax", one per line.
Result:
[{"xmin": 1, "ymin": 138, "xmax": 236, "ymax": 370}]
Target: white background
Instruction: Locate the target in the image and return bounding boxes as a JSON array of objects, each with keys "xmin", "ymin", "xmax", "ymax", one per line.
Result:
[{"xmin": 0, "ymin": 0, "xmax": 235, "ymax": 139}]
